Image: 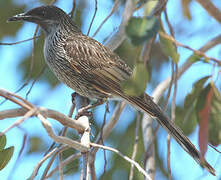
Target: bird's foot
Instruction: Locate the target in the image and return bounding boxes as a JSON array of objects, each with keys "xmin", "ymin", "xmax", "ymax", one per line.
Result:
[{"xmin": 75, "ymin": 99, "xmax": 105, "ymax": 119}]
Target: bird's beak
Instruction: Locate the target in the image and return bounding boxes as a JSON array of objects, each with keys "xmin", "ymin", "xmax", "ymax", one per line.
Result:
[{"xmin": 7, "ymin": 13, "xmax": 37, "ymax": 22}]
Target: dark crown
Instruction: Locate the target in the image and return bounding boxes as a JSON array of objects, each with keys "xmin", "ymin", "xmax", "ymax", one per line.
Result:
[{"xmin": 25, "ymin": 5, "xmax": 67, "ymax": 21}]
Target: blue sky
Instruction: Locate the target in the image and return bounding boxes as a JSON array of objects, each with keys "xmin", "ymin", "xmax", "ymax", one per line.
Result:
[{"xmin": 0, "ymin": 0, "xmax": 221, "ymax": 179}]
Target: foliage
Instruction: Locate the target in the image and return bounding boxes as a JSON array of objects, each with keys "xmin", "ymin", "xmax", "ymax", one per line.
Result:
[{"xmin": 0, "ymin": 134, "xmax": 14, "ymax": 171}]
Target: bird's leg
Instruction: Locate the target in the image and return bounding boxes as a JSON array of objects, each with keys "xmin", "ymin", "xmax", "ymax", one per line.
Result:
[{"xmin": 75, "ymin": 99, "xmax": 106, "ymax": 119}]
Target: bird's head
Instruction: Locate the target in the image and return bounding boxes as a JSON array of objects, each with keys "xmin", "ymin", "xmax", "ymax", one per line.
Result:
[{"xmin": 8, "ymin": 5, "xmax": 78, "ymax": 34}]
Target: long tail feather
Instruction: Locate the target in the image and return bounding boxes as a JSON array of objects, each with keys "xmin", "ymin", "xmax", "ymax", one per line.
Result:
[{"xmin": 120, "ymin": 93, "xmax": 216, "ymax": 176}]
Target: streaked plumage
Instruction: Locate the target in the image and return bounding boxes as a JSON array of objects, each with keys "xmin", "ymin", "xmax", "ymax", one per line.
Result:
[{"xmin": 8, "ymin": 5, "xmax": 215, "ymax": 175}]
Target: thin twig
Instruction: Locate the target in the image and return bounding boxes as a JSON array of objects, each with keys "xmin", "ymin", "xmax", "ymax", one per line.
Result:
[
  {"xmin": 196, "ymin": 0, "xmax": 221, "ymax": 24},
  {"xmin": 90, "ymin": 143, "xmax": 152, "ymax": 180},
  {"xmin": 141, "ymin": 2, "xmax": 168, "ymax": 178},
  {"xmin": 92, "ymin": 0, "xmax": 121, "ymax": 37},
  {"xmin": 129, "ymin": 112, "xmax": 141, "ymax": 180},
  {"xmin": 89, "ymin": 102, "xmax": 126, "ymax": 179},
  {"xmin": 46, "ymin": 153, "xmax": 82, "ymax": 178},
  {"xmin": 152, "ymin": 34, "xmax": 221, "ymax": 104},
  {"xmin": 74, "ymin": 94, "xmax": 90, "ymax": 180},
  {"xmin": 1, "ymin": 109, "xmax": 36, "ymax": 135},
  {"xmin": 158, "ymin": 31, "xmax": 221, "ymax": 65},
  {"xmin": 87, "ymin": 0, "xmax": 97, "ymax": 36},
  {"xmin": 14, "ymin": 26, "xmax": 40, "ymax": 98},
  {"xmin": 37, "ymin": 113, "xmax": 89, "ymax": 152},
  {"xmin": 0, "ymin": 107, "xmax": 86, "ymax": 133},
  {"xmin": 29, "ymin": 145, "xmax": 69, "ymax": 180},
  {"xmin": 82, "ymin": 153, "xmax": 90, "ymax": 180},
  {"xmin": 70, "ymin": 0, "xmax": 76, "ymax": 18},
  {"xmin": 0, "ymin": 88, "xmax": 34, "ymax": 110},
  {"xmin": 91, "ymin": 102, "xmax": 126, "ymax": 156},
  {"xmin": 164, "ymin": 8, "xmax": 177, "ymax": 179},
  {"xmin": 100, "ymin": 102, "xmax": 109, "ymax": 176},
  {"xmin": 106, "ymin": 0, "xmax": 136, "ymax": 50},
  {"xmin": 59, "ymin": 152, "xmax": 63, "ymax": 180},
  {"xmin": 43, "ymin": 95, "xmax": 75, "ymax": 156},
  {"xmin": 0, "ymin": 36, "xmax": 40, "ymax": 45},
  {"xmin": 26, "ymin": 65, "xmax": 46, "ymax": 100},
  {"xmin": 89, "ymin": 162, "xmax": 96, "ymax": 180}
]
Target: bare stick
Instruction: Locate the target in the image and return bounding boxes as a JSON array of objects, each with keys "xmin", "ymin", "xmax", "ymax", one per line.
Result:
[
  {"xmin": 158, "ymin": 32, "xmax": 221, "ymax": 65},
  {"xmin": 92, "ymin": 0, "xmax": 121, "ymax": 37},
  {"xmin": 90, "ymin": 143, "xmax": 152, "ymax": 180},
  {"xmin": 58, "ymin": 152, "xmax": 63, "ymax": 180},
  {"xmin": 70, "ymin": 0, "xmax": 76, "ymax": 18},
  {"xmin": 0, "ymin": 107, "xmax": 86, "ymax": 133},
  {"xmin": 106, "ymin": 0, "xmax": 136, "ymax": 50},
  {"xmin": 0, "ymin": 36, "xmax": 40, "ymax": 45},
  {"xmin": 74, "ymin": 94, "xmax": 90, "ymax": 180},
  {"xmin": 87, "ymin": 0, "xmax": 97, "ymax": 36},
  {"xmin": 91, "ymin": 102, "xmax": 126, "ymax": 156},
  {"xmin": 1, "ymin": 108, "xmax": 36, "ymax": 135},
  {"xmin": 129, "ymin": 113, "xmax": 141, "ymax": 180},
  {"xmin": 29, "ymin": 145, "xmax": 69, "ymax": 180},
  {"xmin": 196, "ymin": 0, "xmax": 221, "ymax": 24},
  {"xmin": 37, "ymin": 113, "xmax": 89, "ymax": 152},
  {"xmin": 46, "ymin": 153, "xmax": 82, "ymax": 178},
  {"xmin": 0, "ymin": 88, "xmax": 33, "ymax": 110}
]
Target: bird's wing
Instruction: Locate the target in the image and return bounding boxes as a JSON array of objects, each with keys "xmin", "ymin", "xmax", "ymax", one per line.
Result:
[{"xmin": 63, "ymin": 34, "xmax": 132, "ymax": 95}]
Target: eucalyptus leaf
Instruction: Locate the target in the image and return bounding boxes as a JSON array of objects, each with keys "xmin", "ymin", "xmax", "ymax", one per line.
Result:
[
  {"xmin": 209, "ymin": 83, "xmax": 221, "ymax": 146},
  {"xmin": 0, "ymin": 135, "xmax": 6, "ymax": 151},
  {"xmin": 0, "ymin": 146, "xmax": 14, "ymax": 170},
  {"xmin": 121, "ymin": 61, "xmax": 149, "ymax": 96},
  {"xmin": 159, "ymin": 32, "xmax": 180, "ymax": 63},
  {"xmin": 126, "ymin": 16, "xmax": 160, "ymax": 46},
  {"xmin": 184, "ymin": 76, "xmax": 210, "ymax": 109}
]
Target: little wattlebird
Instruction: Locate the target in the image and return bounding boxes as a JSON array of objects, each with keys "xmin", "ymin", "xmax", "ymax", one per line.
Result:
[{"xmin": 8, "ymin": 5, "xmax": 215, "ymax": 175}]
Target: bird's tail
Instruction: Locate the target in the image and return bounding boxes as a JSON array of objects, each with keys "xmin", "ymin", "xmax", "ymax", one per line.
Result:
[{"xmin": 120, "ymin": 93, "xmax": 216, "ymax": 176}]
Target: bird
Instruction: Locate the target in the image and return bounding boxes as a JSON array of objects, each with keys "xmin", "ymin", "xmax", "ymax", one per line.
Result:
[{"xmin": 8, "ymin": 5, "xmax": 215, "ymax": 175}]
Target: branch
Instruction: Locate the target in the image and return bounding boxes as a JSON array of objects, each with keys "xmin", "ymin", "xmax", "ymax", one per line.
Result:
[
  {"xmin": 159, "ymin": 31, "xmax": 221, "ymax": 65},
  {"xmin": 196, "ymin": 0, "xmax": 221, "ymax": 24},
  {"xmin": 90, "ymin": 102, "xmax": 126, "ymax": 157},
  {"xmin": 37, "ymin": 113, "xmax": 89, "ymax": 152},
  {"xmin": 92, "ymin": 0, "xmax": 121, "ymax": 37},
  {"xmin": 46, "ymin": 152, "xmax": 82, "ymax": 179},
  {"xmin": 73, "ymin": 94, "xmax": 90, "ymax": 180},
  {"xmin": 152, "ymin": 34, "xmax": 221, "ymax": 102},
  {"xmin": 90, "ymin": 143, "xmax": 152, "ymax": 180},
  {"xmin": 0, "ymin": 36, "xmax": 40, "ymax": 45},
  {"xmin": 29, "ymin": 145, "xmax": 69, "ymax": 180},
  {"xmin": 105, "ymin": 0, "xmax": 136, "ymax": 50},
  {"xmin": 0, "ymin": 108, "xmax": 86, "ymax": 133},
  {"xmin": 129, "ymin": 113, "xmax": 141, "ymax": 180},
  {"xmin": 142, "ymin": 34, "xmax": 221, "ymax": 177}
]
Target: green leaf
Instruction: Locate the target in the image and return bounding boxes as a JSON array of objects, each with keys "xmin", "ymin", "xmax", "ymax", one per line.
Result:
[
  {"xmin": 0, "ymin": 146, "xmax": 14, "ymax": 170},
  {"xmin": 175, "ymin": 106, "xmax": 197, "ymax": 135},
  {"xmin": 209, "ymin": 83, "xmax": 221, "ymax": 146},
  {"xmin": 196, "ymin": 84, "xmax": 211, "ymax": 112},
  {"xmin": 188, "ymin": 53, "xmax": 203, "ymax": 63},
  {"xmin": 159, "ymin": 32, "xmax": 180, "ymax": 63},
  {"xmin": 184, "ymin": 76, "xmax": 210, "ymax": 109},
  {"xmin": 0, "ymin": 135, "xmax": 6, "ymax": 151},
  {"xmin": 27, "ymin": 136, "xmax": 45, "ymax": 154},
  {"xmin": 144, "ymin": 0, "xmax": 159, "ymax": 16},
  {"xmin": 126, "ymin": 16, "xmax": 160, "ymax": 46},
  {"xmin": 121, "ymin": 61, "xmax": 149, "ymax": 96}
]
